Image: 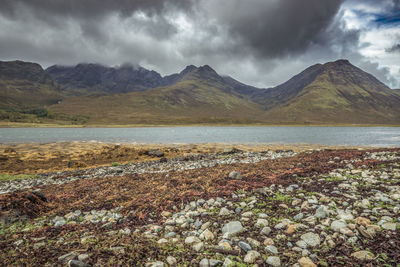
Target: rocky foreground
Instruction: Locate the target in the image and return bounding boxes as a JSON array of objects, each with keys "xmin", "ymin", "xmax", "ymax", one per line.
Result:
[{"xmin": 1, "ymin": 147, "xmax": 400, "ymax": 266}]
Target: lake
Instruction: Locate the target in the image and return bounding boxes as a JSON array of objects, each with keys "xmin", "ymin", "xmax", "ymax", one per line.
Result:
[{"xmin": 0, "ymin": 126, "xmax": 400, "ymax": 146}]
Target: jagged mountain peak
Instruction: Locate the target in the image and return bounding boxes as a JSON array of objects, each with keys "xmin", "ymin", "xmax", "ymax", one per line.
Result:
[
  {"xmin": 253, "ymin": 58, "xmax": 400, "ymax": 124},
  {"xmin": 45, "ymin": 62, "xmax": 163, "ymax": 93},
  {"xmin": 0, "ymin": 60, "xmax": 52, "ymax": 84},
  {"xmin": 329, "ymin": 59, "xmax": 351, "ymax": 65},
  {"xmin": 2, "ymin": 58, "xmax": 400, "ymax": 125},
  {"xmin": 179, "ymin": 65, "xmax": 197, "ymax": 75}
]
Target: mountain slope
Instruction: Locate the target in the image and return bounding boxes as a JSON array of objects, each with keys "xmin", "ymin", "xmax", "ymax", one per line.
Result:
[
  {"xmin": 259, "ymin": 60, "xmax": 400, "ymax": 124},
  {"xmin": 49, "ymin": 65, "xmax": 264, "ymax": 124},
  {"xmin": 46, "ymin": 63, "xmax": 163, "ymax": 94},
  {"xmin": 0, "ymin": 60, "xmax": 61, "ymax": 109},
  {"xmin": 1, "ymin": 59, "xmax": 400, "ymax": 125},
  {"xmin": 222, "ymin": 76, "xmax": 264, "ymax": 96}
]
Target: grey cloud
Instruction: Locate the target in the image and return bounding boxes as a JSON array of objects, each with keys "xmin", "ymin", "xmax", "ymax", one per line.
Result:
[
  {"xmin": 357, "ymin": 60, "xmax": 399, "ymax": 88},
  {"xmin": 0, "ymin": 0, "xmax": 398, "ymax": 88},
  {"xmin": 386, "ymin": 44, "xmax": 400, "ymax": 53},
  {"xmin": 0, "ymin": 0, "xmax": 193, "ymax": 19},
  {"xmin": 0, "ymin": 0, "xmax": 190, "ymax": 42},
  {"xmin": 200, "ymin": 0, "xmax": 344, "ymax": 58}
]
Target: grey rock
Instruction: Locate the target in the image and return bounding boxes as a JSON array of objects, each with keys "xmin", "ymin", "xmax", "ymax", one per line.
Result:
[
  {"xmin": 331, "ymin": 220, "xmax": 347, "ymax": 231},
  {"xmin": 78, "ymin": 254, "xmax": 89, "ymax": 262},
  {"xmin": 228, "ymin": 171, "xmax": 242, "ymax": 180},
  {"xmin": 146, "ymin": 150, "xmax": 164, "ymax": 157},
  {"xmin": 194, "ymin": 219, "xmax": 203, "ymax": 229},
  {"xmin": 238, "ymin": 241, "xmax": 252, "ymax": 252},
  {"xmin": 193, "ymin": 242, "xmax": 204, "ymax": 252},
  {"xmin": 68, "ymin": 260, "xmax": 91, "ymax": 267},
  {"xmin": 266, "ymin": 245, "xmax": 278, "ymax": 254},
  {"xmin": 58, "ymin": 252, "xmax": 78, "ymax": 263},
  {"xmin": 300, "ymin": 232, "xmax": 320, "ymax": 247},
  {"xmin": 185, "ymin": 236, "xmax": 200, "ymax": 245},
  {"xmin": 242, "ymin": 211, "xmax": 254, "ymax": 217},
  {"xmin": 200, "ymin": 258, "xmax": 223, "ymax": 267},
  {"xmin": 261, "ymin": 226, "xmax": 272, "ymax": 235},
  {"xmin": 266, "ymin": 256, "xmax": 281, "ymax": 266},
  {"xmin": 294, "ymin": 213, "xmax": 304, "ymax": 221},
  {"xmin": 54, "ymin": 218, "xmax": 67, "ymax": 227},
  {"xmin": 200, "ymin": 229, "xmax": 214, "ymax": 241},
  {"xmin": 166, "ymin": 256, "xmax": 177, "ymax": 266},
  {"xmin": 165, "ymin": 232, "xmax": 176, "ymax": 238},
  {"xmin": 360, "ymin": 199, "xmax": 370, "ymax": 208},
  {"xmin": 337, "ymin": 210, "xmax": 354, "ymax": 221},
  {"xmin": 244, "ymin": 250, "xmax": 261, "ymax": 263},
  {"xmin": 302, "ymin": 249, "xmax": 310, "ymax": 256},
  {"xmin": 119, "ymin": 228, "xmax": 131, "ymax": 235},
  {"xmin": 315, "ymin": 206, "xmax": 328, "ymax": 219},
  {"xmin": 296, "ymin": 240, "xmax": 308, "ymax": 249},
  {"xmin": 219, "ymin": 207, "xmax": 231, "ymax": 216},
  {"xmin": 65, "ymin": 210, "xmax": 82, "ymax": 221},
  {"xmin": 149, "ymin": 262, "xmax": 164, "ymax": 267},
  {"xmin": 382, "ymin": 222, "xmax": 397, "ymax": 231},
  {"xmin": 222, "ymin": 257, "xmax": 233, "ymax": 267},
  {"xmin": 256, "ymin": 218, "xmax": 269, "ymax": 228},
  {"xmin": 351, "ymin": 250, "xmax": 374, "ymax": 261},
  {"xmin": 274, "ymin": 222, "xmax": 285, "ymax": 229},
  {"xmin": 222, "ymin": 221, "xmax": 243, "ymax": 235}
]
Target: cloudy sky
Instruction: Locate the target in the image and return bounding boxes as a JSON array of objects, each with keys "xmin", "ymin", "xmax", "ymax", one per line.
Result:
[{"xmin": 0, "ymin": 0, "xmax": 399, "ymax": 88}]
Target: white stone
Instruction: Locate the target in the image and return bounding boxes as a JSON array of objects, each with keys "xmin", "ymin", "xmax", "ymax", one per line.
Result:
[
  {"xmin": 266, "ymin": 256, "xmax": 281, "ymax": 267},
  {"xmin": 222, "ymin": 221, "xmax": 243, "ymax": 235},
  {"xmin": 185, "ymin": 236, "xmax": 200, "ymax": 245},
  {"xmin": 300, "ymin": 233, "xmax": 320, "ymax": 247},
  {"xmin": 166, "ymin": 256, "xmax": 177, "ymax": 266},
  {"xmin": 255, "ymin": 218, "xmax": 269, "ymax": 228},
  {"xmin": 200, "ymin": 229, "xmax": 214, "ymax": 241},
  {"xmin": 331, "ymin": 220, "xmax": 347, "ymax": 232},
  {"xmin": 244, "ymin": 250, "xmax": 261, "ymax": 263},
  {"xmin": 219, "ymin": 207, "xmax": 231, "ymax": 216}
]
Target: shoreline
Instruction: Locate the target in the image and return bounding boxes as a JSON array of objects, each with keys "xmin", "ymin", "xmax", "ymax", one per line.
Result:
[
  {"xmin": 1, "ymin": 121, "xmax": 400, "ymax": 128},
  {"xmin": 1, "ymin": 142, "xmax": 365, "ymax": 175}
]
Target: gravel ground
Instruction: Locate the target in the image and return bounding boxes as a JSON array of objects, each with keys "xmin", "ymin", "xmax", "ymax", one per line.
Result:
[
  {"xmin": 0, "ymin": 150, "xmax": 295, "ymax": 194},
  {"xmin": 1, "ymin": 148, "xmax": 399, "ymax": 266}
]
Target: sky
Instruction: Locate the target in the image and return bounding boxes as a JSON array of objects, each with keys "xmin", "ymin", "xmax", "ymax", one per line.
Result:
[{"xmin": 0, "ymin": 0, "xmax": 399, "ymax": 88}]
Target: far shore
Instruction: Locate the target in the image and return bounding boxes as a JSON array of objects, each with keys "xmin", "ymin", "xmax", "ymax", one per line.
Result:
[{"xmin": 1, "ymin": 121, "xmax": 400, "ymax": 128}]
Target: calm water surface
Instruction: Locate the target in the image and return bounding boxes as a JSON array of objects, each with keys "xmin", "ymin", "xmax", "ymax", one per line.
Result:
[{"xmin": 0, "ymin": 127, "xmax": 400, "ymax": 146}]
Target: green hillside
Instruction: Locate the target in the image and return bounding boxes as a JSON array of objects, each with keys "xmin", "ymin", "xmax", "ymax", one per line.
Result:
[
  {"xmin": 50, "ymin": 67, "xmax": 264, "ymax": 124},
  {"xmin": 0, "ymin": 61, "xmax": 88, "ymax": 124},
  {"xmin": 1, "ymin": 59, "xmax": 399, "ymax": 126},
  {"xmin": 260, "ymin": 60, "xmax": 400, "ymax": 124}
]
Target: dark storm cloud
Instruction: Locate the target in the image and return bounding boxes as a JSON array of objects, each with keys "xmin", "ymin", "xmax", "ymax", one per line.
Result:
[
  {"xmin": 0, "ymin": 0, "xmax": 398, "ymax": 87},
  {"xmin": 201, "ymin": 0, "xmax": 345, "ymax": 58},
  {"xmin": 0, "ymin": 0, "xmax": 192, "ymax": 40},
  {"xmin": 0, "ymin": 0, "xmax": 193, "ymax": 19}
]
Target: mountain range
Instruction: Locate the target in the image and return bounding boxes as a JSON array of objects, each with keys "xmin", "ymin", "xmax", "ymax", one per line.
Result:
[{"xmin": 0, "ymin": 59, "xmax": 399, "ymax": 125}]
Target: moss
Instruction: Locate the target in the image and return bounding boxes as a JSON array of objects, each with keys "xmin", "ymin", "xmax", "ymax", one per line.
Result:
[
  {"xmin": 271, "ymin": 192, "xmax": 293, "ymax": 203},
  {"xmin": 1, "ymin": 220, "xmax": 38, "ymax": 235},
  {"xmin": 324, "ymin": 176, "xmax": 345, "ymax": 182},
  {"xmin": 0, "ymin": 174, "xmax": 40, "ymax": 181}
]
